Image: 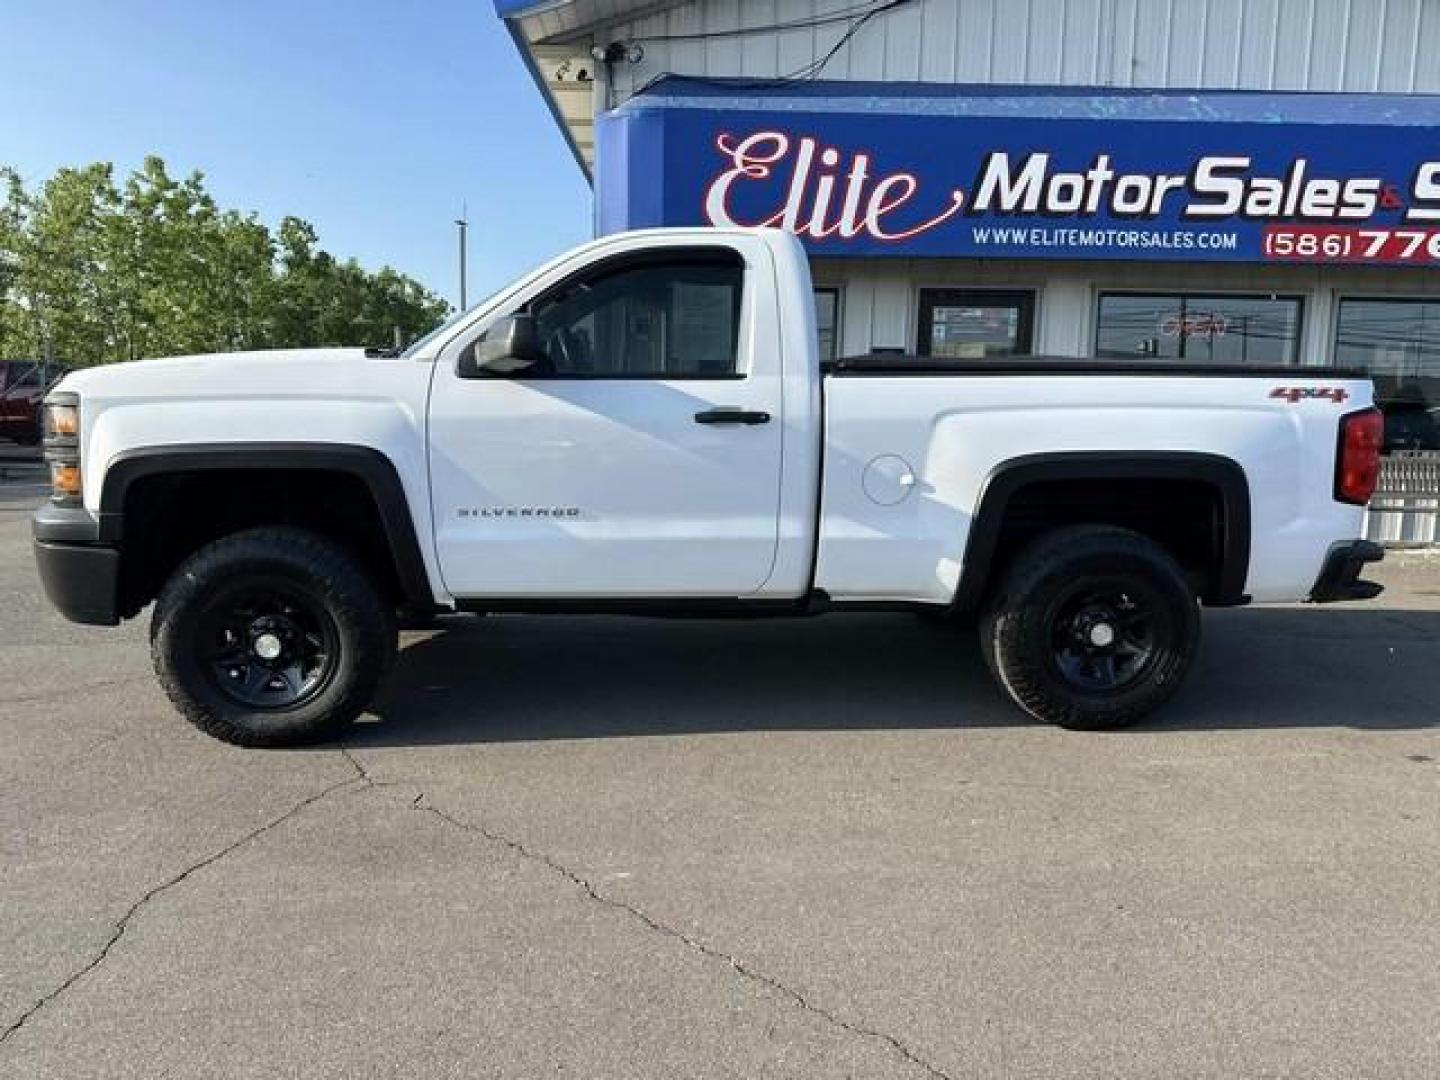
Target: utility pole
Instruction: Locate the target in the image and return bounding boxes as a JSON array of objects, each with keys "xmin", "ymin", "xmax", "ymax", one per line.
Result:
[
  {"xmin": 455, "ymin": 205, "xmax": 469, "ymax": 312},
  {"xmin": 40, "ymin": 319, "xmax": 53, "ymax": 389}
]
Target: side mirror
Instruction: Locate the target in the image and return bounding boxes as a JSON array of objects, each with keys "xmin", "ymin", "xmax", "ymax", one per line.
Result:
[{"xmin": 458, "ymin": 313, "xmax": 544, "ymax": 378}]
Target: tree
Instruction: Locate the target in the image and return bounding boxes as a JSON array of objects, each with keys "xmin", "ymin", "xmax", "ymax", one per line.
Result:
[
  {"xmin": 270, "ymin": 216, "xmax": 449, "ymax": 351},
  {"xmin": 0, "ymin": 157, "xmax": 449, "ymax": 365},
  {"xmin": 3, "ymin": 163, "xmax": 122, "ymax": 363},
  {"xmin": 0, "ymin": 169, "xmax": 32, "ymax": 355}
]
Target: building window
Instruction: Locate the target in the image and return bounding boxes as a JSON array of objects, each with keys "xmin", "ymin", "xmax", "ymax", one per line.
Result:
[
  {"xmin": 814, "ymin": 287, "xmax": 841, "ymax": 362},
  {"xmin": 918, "ymin": 289, "xmax": 1035, "ymax": 358},
  {"xmin": 1095, "ymin": 293, "xmax": 1303, "ymax": 365},
  {"xmin": 1335, "ymin": 298, "xmax": 1440, "ymax": 454}
]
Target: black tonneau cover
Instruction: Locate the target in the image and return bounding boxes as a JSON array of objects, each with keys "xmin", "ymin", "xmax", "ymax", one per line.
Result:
[{"xmin": 823, "ymin": 354, "xmax": 1369, "ymax": 379}]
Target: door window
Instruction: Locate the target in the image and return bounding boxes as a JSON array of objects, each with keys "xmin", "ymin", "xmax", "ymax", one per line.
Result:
[
  {"xmin": 1096, "ymin": 293, "xmax": 1303, "ymax": 364},
  {"xmin": 529, "ymin": 254, "xmax": 743, "ymax": 378},
  {"xmin": 918, "ymin": 290, "xmax": 1034, "ymax": 358}
]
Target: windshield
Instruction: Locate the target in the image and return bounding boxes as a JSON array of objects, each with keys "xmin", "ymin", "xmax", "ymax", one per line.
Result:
[
  {"xmin": 400, "ymin": 310, "xmax": 465, "ymax": 359},
  {"xmin": 401, "ymin": 288, "xmax": 503, "ymax": 359}
]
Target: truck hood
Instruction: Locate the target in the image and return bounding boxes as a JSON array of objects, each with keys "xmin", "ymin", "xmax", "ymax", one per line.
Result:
[
  {"xmin": 55, "ymin": 348, "xmax": 388, "ymax": 400},
  {"xmin": 56, "ymin": 347, "xmax": 436, "ymax": 491}
]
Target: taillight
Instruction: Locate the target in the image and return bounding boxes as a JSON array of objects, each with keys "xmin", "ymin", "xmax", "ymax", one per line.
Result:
[{"xmin": 1335, "ymin": 408, "xmax": 1383, "ymax": 505}]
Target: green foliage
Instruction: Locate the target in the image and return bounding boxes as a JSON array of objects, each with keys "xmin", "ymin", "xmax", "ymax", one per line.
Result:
[{"xmin": 0, "ymin": 156, "xmax": 450, "ymax": 365}]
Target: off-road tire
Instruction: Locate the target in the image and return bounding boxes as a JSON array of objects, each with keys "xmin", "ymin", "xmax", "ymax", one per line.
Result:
[
  {"xmin": 151, "ymin": 527, "xmax": 397, "ymax": 747},
  {"xmin": 979, "ymin": 525, "xmax": 1200, "ymax": 730}
]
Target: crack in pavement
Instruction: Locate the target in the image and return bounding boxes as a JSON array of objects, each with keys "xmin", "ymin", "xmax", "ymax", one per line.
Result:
[
  {"xmin": 0, "ymin": 769, "xmax": 362, "ymax": 1049},
  {"xmin": 9, "ymin": 742, "xmax": 951, "ymax": 1078},
  {"xmin": 339, "ymin": 746, "xmax": 373, "ymax": 783},
  {"xmin": 406, "ymin": 791, "xmax": 955, "ymax": 1080}
]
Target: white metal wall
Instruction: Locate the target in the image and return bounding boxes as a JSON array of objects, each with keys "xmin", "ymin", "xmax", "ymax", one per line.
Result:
[{"xmin": 599, "ymin": 0, "xmax": 1440, "ymax": 98}]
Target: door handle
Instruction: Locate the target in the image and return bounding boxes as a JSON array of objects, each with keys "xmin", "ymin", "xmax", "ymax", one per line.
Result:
[{"xmin": 694, "ymin": 408, "xmax": 771, "ymax": 426}]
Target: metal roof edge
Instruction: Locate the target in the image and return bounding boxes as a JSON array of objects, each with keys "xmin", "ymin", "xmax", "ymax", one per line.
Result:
[{"xmin": 498, "ymin": 17, "xmax": 593, "ymax": 183}]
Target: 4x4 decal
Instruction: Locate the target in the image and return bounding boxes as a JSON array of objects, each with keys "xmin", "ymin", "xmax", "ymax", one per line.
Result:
[{"xmin": 1270, "ymin": 386, "xmax": 1350, "ymax": 405}]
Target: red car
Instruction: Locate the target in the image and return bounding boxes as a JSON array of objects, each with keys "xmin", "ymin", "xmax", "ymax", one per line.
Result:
[{"xmin": 1, "ymin": 361, "xmax": 69, "ymax": 444}]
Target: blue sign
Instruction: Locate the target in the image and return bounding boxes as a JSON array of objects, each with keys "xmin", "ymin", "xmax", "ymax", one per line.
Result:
[{"xmin": 596, "ymin": 78, "xmax": 1440, "ymax": 265}]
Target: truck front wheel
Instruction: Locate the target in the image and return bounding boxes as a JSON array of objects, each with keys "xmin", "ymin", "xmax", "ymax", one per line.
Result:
[
  {"xmin": 151, "ymin": 527, "xmax": 397, "ymax": 747},
  {"xmin": 979, "ymin": 525, "xmax": 1199, "ymax": 730}
]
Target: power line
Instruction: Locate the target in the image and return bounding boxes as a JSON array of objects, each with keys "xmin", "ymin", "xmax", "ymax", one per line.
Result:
[
  {"xmin": 622, "ymin": 0, "xmax": 899, "ymax": 43},
  {"xmin": 630, "ymin": 0, "xmax": 917, "ymax": 94},
  {"xmin": 783, "ymin": 0, "xmax": 913, "ymax": 81}
]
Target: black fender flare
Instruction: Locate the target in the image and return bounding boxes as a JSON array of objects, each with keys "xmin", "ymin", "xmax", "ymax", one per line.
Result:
[
  {"xmin": 98, "ymin": 442, "xmax": 434, "ymax": 610},
  {"xmin": 950, "ymin": 451, "xmax": 1252, "ymax": 611}
]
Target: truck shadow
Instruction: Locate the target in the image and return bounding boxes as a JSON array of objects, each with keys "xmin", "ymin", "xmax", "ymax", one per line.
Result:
[{"xmin": 352, "ymin": 606, "xmax": 1440, "ymax": 745}]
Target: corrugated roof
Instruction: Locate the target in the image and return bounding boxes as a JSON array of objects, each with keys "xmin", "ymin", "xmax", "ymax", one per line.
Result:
[{"xmin": 494, "ymin": 0, "xmax": 692, "ymax": 42}]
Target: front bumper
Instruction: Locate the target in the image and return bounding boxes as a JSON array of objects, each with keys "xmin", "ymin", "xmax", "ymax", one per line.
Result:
[
  {"xmin": 33, "ymin": 505, "xmax": 120, "ymax": 626},
  {"xmin": 1308, "ymin": 539, "xmax": 1385, "ymax": 604}
]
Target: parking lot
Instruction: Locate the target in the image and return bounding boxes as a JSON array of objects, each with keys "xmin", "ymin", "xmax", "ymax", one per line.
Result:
[{"xmin": 2, "ymin": 464, "xmax": 1437, "ymax": 1079}]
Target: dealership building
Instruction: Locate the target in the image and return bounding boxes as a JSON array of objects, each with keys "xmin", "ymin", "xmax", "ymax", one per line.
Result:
[{"xmin": 495, "ymin": 0, "xmax": 1440, "ymax": 541}]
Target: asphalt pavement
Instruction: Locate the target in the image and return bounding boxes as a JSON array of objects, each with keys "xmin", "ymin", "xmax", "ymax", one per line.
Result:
[{"xmin": 2, "ymin": 469, "xmax": 1437, "ymax": 1079}]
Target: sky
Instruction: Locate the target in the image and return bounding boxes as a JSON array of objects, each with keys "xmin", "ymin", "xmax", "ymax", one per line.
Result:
[{"xmin": 0, "ymin": 0, "xmax": 593, "ymax": 306}]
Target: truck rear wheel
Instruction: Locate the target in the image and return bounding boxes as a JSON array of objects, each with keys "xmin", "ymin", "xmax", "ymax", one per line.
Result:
[
  {"xmin": 979, "ymin": 525, "xmax": 1199, "ymax": 730},
  {"xmin": 151, "ymin": 527, "xmax": 397, "ymax": 747}
]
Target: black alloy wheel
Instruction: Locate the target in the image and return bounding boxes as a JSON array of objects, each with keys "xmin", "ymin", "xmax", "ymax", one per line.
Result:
[
  {"xmin": 1046, "ymin": 580, "xmax": 1161, "ymax": 694},
  {"xmin": 198, "ymin": 581, "xmax": 340, "ymax": 710}
]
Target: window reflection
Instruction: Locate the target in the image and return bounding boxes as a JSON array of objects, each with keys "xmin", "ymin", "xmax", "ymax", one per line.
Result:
[{"xmin": 1096, "ymin": 293, "xmax": 1302, "ymax": 365}]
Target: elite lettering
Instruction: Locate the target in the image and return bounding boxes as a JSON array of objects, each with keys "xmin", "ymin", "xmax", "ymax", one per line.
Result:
[{"xmin": 703, "ymin": 131, "xmax": 964, "ymax": 242}]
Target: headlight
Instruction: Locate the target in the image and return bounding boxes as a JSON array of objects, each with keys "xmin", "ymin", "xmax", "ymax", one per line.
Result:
[
  {"xmin": 43, "ymin": 401, "xmax": 79, "ymax": 442},
  {"xmin": 42, "ymin": 393, "xmax": 81, "ymax": 505}
]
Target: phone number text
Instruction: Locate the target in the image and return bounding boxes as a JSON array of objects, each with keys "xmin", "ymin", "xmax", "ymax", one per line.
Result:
[{"xmin": 1263, "ymin": 226, "xmax": 1440, "ymax": 264}]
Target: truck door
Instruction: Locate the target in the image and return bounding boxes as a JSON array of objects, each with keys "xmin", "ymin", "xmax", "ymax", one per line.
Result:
[{"xmin": 427, "ymin": 240, "xmax": 786, "ymax": 598}]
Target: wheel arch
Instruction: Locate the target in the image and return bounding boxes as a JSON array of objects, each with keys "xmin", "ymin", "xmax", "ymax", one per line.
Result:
[
  {"xmin": 951, "ymin": 451, "xmax": 1251, "ymax": 612},
  {"xmin": 98, "ymin": 443, "xmax": 434, "ymax": 613}
]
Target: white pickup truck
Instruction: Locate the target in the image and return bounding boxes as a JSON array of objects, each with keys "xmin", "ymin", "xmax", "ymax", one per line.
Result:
[{"xmin": 34, "ymin": 228, "xmax": 1385, "ymax": 746}]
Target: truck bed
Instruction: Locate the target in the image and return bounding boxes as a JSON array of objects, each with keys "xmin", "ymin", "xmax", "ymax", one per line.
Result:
[{"xmin": 814, "ymin": 355, "xmax": 1374, "ymax": 606}]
